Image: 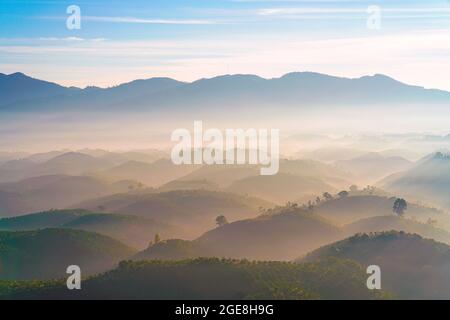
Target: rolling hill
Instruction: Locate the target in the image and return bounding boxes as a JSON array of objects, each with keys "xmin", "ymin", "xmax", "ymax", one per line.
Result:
[
  {"xmin": 0, "ymin": 257, "xmax": 385, "ymax": 300},
  {"xmin": 315, "ymin": 195, "xmax": 447, "ymax": 226},
  {"xmin": 136, "ymin": 206, "xmax": 343, "ymax": 261},
  {"xmin": 227, "ymin": 173, "xmax": 336, "ymax": 204},
  {"xmin": 299, "ymin": 232, "xmax": 450, "ymax": 299},
  {"xmin": 335, "ymin": 152, "xmax": 413, "ymax": 183},
  {"xmin": 381, "ymin": 152, "xmax": 450, "ymax": 210},
  {"xmin": 72, "ymin": 189, "xmax": 272, "ymax": 238},
  {"xmin": 98, "ymin": 159, "xmax": 197, "ymax": 187},
  {"xmin": 0, "ymin": 174, "xmax": 144, "ymax": 217},
  {"xmin": 0, "ymin": 152, "xmax": 114, "ymax": 183},
  {"xmin": 0, "ymin": 228, "xmax": 134, "ymax": 280},
  {"xmin": 344, "ymin": 216, "xmax": 450, "ymax": 245},
  {"xmin": 0, "ymin": 209, "xmax": 178, "ymax": 249}
]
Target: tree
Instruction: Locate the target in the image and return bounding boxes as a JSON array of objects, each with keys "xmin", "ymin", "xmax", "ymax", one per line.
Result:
[
  {"xmin": 393, "ymin": 198, "xmax": 407, "ymax": 216},
  {"xmin": 349, "ymin": 185, "xmax": 359, "ymax": 193},
  {"xmin": 338, "ymin": 190, "xmax": 349, "ymax": 198},
  {"xmin": 216, "ymin": 215, "xmax": 228, "ymax": 227},
  {"xmin": 323, "ymin": 192, "xmax": 333, "ymax": 201},
  {"xmin": 154, "ymin": 233, "xmax": 161, "ymax": 244}
]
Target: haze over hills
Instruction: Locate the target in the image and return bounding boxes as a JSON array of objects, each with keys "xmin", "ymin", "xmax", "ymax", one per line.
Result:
[
  {"xmin": 344, "ymin": 216, "xmax": 450, "ymax": 245},
  {"xmin": 335, "ymin": 153, "xmax": 413, "ymax": 183},
  {"xmin": 381, "ymin": 152, "xmax": 450, "ymax": 210},
  {"xmin": 97, "ymin": 159, "xmax": 197, "ymax": 187},
  {"xmin": 0, "ymin": 152, "xmax": 114, "ymax": 183},
  {"xmin": 0, "ymin": 209, "xmax": 178, "ymax": 249},
  {"xmin": 0, "ymin": 174, "xmax": 144, "ymax": 217},
  {"xmin": 2, "ymin": 72, "xmax": 450, "ymax": 113},
  {"xmin": 72, "ymin": 189, "xmax": 272, "ymax": 238},
  {"xmin": 137, "ymin": 206, "xmax": 344, "ymax": 261},
  {"xmin": 174, "ymin": 159, "xmax": 351, "ymax": 203},
  {"xmin": 315, "ymin": 194, "xmax": 447, "ymax": 226}
]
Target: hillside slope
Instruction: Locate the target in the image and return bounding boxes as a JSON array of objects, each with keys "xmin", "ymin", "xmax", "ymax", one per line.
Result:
[
  {"xmin": 0, "ymin": 258, "xmax": 385, "ymax": 300},
  {"xmin": 73, "ymin": 190, "xmax": 271, "ymax": 238},
  {"xmin": 0, "ymin": 229, "xmax": 135, "ymax": 280},
  {"xmin": 0, "ymin": 209, "xmax": 177, "ymax": 249},
  {"xmin": 299, "ymin": 232, "xmax": 450, "ymax": 299},
  {"xmin": 137, "ymin": 207, "xmax": 343, "ymax": 261}
]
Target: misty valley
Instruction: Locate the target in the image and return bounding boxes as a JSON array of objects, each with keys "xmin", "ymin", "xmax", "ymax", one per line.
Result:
[{"xmin": 1, "ymin": 72, "xmax": 450, "ymax": 300}]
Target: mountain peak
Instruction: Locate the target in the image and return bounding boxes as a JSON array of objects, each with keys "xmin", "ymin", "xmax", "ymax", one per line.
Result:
[{"xmin": 8, "ymin": 72, "xmax": 28, "ymax": 79}]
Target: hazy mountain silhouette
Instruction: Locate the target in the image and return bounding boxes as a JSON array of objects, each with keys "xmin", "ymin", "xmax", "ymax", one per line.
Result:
[
  {"xmin": 2, "ymin": 72, "xmax": 450, "ymax": 112},
  {"xmin": 0, "ymin": 72, "xmax": 79, "ymax": 108}
]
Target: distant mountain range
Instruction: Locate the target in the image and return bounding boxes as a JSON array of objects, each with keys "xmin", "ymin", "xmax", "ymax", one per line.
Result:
[{"xmin": 2, "ymin": 72, "xmax": 450, "ymax": 112}]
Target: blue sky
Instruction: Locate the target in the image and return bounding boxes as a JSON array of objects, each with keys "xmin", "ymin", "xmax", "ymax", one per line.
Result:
[{"xmin": 1, "ymin": 0, "xmax": 450, "ymax": 89}]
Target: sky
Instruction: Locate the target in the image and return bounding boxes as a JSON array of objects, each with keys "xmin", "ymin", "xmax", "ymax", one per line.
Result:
[{"xmin": 1, "ymin": 0, "xmax": 450, "ymax": 90}]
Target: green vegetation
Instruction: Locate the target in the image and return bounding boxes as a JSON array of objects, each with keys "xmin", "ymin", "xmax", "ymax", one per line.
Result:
[
  {"xmin": 0, "ymin": 228, "xmax": 135, "ymax": 280},
  {"xmin": 300, "ymin": 231, "xmax": 450, "ymax": 299},
  {"xmin": 0, "ymin": 209, "xmax": 176, "ymax": 249},
  {"xmin": 0, "ymin": 257, "xmax": 387, "ymax": 300}
]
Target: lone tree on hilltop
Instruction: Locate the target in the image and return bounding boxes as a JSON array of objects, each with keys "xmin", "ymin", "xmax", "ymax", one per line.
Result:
[
  {"xmin": 216, "ymin": 215, "xmax": 229, "ymax": 227},
  {"xmin": 393, "ymin": 198, "xmax": 408, "ymax": 217}
]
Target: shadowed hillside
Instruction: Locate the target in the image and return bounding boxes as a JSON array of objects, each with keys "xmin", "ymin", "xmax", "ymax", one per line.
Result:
[
  {"xmin": 299, "ymin": 232, "xmax": 450, "ymax": 299},
  {"xmin": 0, "ymin": 209, "xmax": 179, "ymax": 249},
  {"xmin": 0, "ymin": 257, "xmax": 386, "ymax": 300},
  {"xmin": 0, "ymin": 228, "xmax": 135, "ymax": 280},
  {"xmin": 344, "ymin": 216, "xmax": 450, "ymax": 245}
]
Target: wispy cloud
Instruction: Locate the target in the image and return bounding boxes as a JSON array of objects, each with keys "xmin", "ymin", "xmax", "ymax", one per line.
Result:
[
  {"xmin": 38, "ymin": 15, "xmax": 218, "ymax": 25},
  {"xmin": 2, "ymin": 29, "xmax": 450, "ymax": 90},
  {"xmin": 258, "ymin": 7, "xmax": 450, "ymax": 16}
]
